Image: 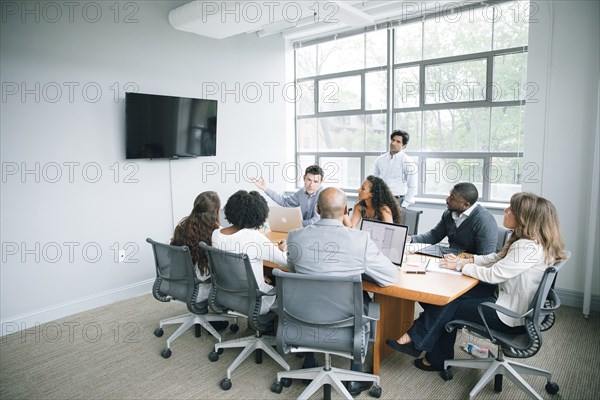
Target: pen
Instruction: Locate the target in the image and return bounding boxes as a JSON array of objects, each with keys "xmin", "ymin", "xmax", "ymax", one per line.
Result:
[{"xmin": 405, "ymin": 270, "xmax": 426, "ymax": 274}]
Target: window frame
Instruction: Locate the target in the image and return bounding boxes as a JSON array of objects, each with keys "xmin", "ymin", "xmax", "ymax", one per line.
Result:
[{"xmin": 293, "ymin": 1, "xmax": 528, "ymax": 203}]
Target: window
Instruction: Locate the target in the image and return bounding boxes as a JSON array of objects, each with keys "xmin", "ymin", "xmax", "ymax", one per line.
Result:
[{"xmin": 294, "ymin": 0, "xmax": 530, "ymax": 202}]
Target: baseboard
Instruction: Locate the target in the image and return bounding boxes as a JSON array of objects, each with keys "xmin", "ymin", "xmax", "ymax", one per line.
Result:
[
  {"xmin": 555, "ymin": 288, "xmax": 600, "ymax": 315},
  {"xmin": 0, "ymin": 279, "xmax": 154, "ymax": 337}
]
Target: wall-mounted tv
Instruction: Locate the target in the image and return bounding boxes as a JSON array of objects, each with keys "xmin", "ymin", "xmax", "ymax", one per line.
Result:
[{"xmin": 125, "ymin": 92, "xmax": 218, "ymax": 159}]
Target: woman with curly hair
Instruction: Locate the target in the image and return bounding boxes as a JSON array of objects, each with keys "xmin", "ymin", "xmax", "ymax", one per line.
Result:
[
  {"xmin": 212, "ymin": 190, "xmax": 287, "ymax": 315},
  {"xmin": 344, "ymin": 175, "xmax": 402, "ymax": 228},
  {"xmin": 170, "ymin": 191, "xmax": 221, "ymax": 302}
]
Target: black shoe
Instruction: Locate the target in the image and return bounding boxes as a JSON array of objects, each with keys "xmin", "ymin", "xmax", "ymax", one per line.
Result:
[
  {"xmin": 209, "ymin": 321, "xmax": 229, "ymax": 331},
  {"xmin": 346, "ymin": 381, "xmax": 373, "ymax": 397},
  {"xmin": 385, "ymin": 339, "xmax": 421, "ymax": 358},
  {"xmin": 413, "ymin": 358, "xmax": 447, "ymax": 372}
]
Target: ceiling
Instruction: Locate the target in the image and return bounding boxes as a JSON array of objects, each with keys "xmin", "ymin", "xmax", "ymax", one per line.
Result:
[{"xmin": 169, "ymin": 0, "xmax": 481, "ymax": 42}]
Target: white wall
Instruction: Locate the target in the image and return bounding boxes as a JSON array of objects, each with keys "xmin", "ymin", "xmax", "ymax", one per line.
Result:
[
  {"xmin": 523, "ymin": 0, "xmax": 600, "ymax": 308},
  {"xmin": 0, "ymin": 1, "xmax": 288, "ymax": 334}
]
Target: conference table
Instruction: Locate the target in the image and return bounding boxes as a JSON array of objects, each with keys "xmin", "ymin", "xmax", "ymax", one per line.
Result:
[{"xmin": 264, "ymin": 231, "xmax": 478, "ymax": 375}]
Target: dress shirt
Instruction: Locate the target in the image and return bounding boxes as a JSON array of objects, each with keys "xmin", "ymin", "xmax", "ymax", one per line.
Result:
[
  {"xmin": 462, "ymin": 239, "xmax": 547, "ymax": 326},
  {"xmin": 373, "ymin": 151, "xmax": 418, "ymax": 207},
  {"xmin": 452, "ymin": 202, "xmax": 478, "ymax": 228},
  {"xmin": 264, "ymin": 186, "xmax": 323, "ymax": 227}
]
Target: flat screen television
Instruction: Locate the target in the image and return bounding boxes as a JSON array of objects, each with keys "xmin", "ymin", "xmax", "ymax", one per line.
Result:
[{"xmin": 125, "ymin": 92, "xmax": 218, "ymax": 159}]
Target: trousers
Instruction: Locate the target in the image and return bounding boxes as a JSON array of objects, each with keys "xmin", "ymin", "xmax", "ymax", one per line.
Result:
[{"xmin": 408, "ymin": 283, "xmax": 525, "ymax": 369}]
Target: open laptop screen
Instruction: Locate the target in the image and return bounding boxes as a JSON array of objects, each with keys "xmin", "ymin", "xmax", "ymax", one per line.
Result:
[
  {"xmin": 359, "ymin": 219, "xmax": 409, "ymax": 266},
  {"xmin": 267, "ymin": 206, "xmax": 303, "ymax": 233}
]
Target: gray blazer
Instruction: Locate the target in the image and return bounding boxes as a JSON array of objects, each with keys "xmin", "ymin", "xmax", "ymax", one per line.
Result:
[{"xmin": 286, "ymin": 219, "xmax": 399, "ymax": 287}]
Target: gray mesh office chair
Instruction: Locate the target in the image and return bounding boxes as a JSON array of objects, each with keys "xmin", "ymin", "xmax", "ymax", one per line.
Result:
[
  {"xmin": 147, "ymin": 238, "xmax": 237, "ymax": 359},
  {"xmin": 400, "ymin": 208, "xmax": 423, "ymax": 235},
  {"xmin": 270, "ymin": 269, "xmax": 381, "ymax": 400},
  {"xmin": 496, "ymin": 226, "xmax": 513, "ymax": 252},
  {"xmin": 442, "ymin": 252, "xmax": 570, "ymax": 400},
  {"xmin": 200, "ymin": 241, "xmax": 290, "ymax": 391}
]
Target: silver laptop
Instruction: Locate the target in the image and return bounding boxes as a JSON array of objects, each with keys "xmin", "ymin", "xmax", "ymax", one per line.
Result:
[
  {"xmin": 267, "ymin": 206, "xmax": 303, "ymax": 233},
  {"xmin": 359, "ymin": 219, "xmax": 409, "ymax": 266}
]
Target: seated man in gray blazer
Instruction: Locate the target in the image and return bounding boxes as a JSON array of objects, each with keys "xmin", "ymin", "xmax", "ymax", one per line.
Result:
[{"xmin": 286, "ymin": 187, "xmax": 399, "ymax": 396}]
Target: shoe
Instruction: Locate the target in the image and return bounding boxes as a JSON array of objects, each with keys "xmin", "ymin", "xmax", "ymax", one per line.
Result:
[
  {"xmin": 385, "ymin": 339, "xmax": 421, "ymax": 358},
  {"xmin": 413, "ymin": 358, "xmax": 446, "ymax": 372},
  {"xmin": 346, "ymin": 381, "xmax": 373, "ymax": 397},
  {"xmin": 209, "ymin": 321, "xmax": 229, "ymax": 331}
]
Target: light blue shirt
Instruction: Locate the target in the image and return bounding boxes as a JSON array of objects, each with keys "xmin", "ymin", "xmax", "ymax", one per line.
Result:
[{"xmin": 264, "ymin": 186, "xmax": 323, "ymax": 227}]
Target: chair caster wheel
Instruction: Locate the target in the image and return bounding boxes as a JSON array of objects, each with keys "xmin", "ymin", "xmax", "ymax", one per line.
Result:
[
  {"xmin": 545, "ymin": 381, "xmax": 559, "ymax": 394},
  {"xmin": 220, "ymin": 378, "xmax": 232, "ymax": 390},
  {"xmin": 154, "ymin": 328, "xmax": 164, "ymax": 337},
  {"xmin": 217, "ymin": 348, "xmax": 224, "ymax": 355},
  {"xmin": 281, "ymin": 378, "xmax": 292, "ymax": 387},
  {"xmin": 208, "ymin": 351, "xmax": 219, "ymax": 362},
  {"xmin": 160, "ymin": 348, "xmax": 171, "ymax": 359},
  {"xmin": 441, "ymin": 369, "xmax": 453, "ymax": 381},
  {"xmin": 271, "ymin": 381, "xmax": 283, "ymax": 393},
  {"xmin": 230, "ymin": 324, "xmax": 239, "ymax": 333},
  {"xmin": 370, "ymin": 385, "xmax": 382, "ymax": 398}
]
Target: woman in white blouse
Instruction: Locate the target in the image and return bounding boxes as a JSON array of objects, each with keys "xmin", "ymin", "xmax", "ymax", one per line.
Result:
[
  {"xmin": 386, "ymin": 192, "xmax": 567, "ymax": 371},
  {"xmin": 212, "ymin": 190, "xmax": 287, "ymax": 315}
]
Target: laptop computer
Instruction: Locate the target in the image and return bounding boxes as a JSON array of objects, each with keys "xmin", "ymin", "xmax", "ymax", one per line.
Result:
[
  {"xmin": 359, "ymin": 219, "xmax": 409, "ymax": 267},
  {"xmin": 415, "ymin": 244, "xmax": 462, "ymax": 258},
  {"xmin": 267, "ymin": 206, "xmax": 303, "ymax": 233}
]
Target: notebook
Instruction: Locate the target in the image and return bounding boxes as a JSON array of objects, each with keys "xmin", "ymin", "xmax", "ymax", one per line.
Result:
[
  {"xmin": 415, "ymin": 244, "xmax": 462, "ymax": 258},
  {"xmin": 267, "ymin": 206, "xmax": 303, "ymax": 233},
  {"xmin": 359, "ymin": 219, "xmax": 409, "ymax": 266},
  {"xmin": 402, "ymin": 254, "xmax": 462, "ymax": 275}
]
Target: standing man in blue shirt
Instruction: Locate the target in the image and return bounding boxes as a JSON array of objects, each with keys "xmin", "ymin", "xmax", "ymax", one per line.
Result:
[
  {"xmin": 252, "ymin": 165, "xmax": 324, "ymax": 227},
  {"xmin": 374, "ymin": 130, "xmax": 418, "ymax": 208}
]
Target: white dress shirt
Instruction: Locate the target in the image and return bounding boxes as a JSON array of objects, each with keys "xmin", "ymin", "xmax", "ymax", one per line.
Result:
[{"xmin": 373, "ymin": 151, "xmax": 418, "ymax": 207}]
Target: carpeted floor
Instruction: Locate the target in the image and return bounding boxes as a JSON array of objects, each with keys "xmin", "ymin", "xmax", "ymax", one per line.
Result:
[{"xmin": 1, "ymin": 293, "xmax": 598, "ymax": 399}]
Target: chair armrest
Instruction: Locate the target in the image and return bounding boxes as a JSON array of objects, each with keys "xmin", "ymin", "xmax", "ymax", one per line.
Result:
[{"xmin": 476, "ymin": 302, "xmax": 532, "ymax": 343}]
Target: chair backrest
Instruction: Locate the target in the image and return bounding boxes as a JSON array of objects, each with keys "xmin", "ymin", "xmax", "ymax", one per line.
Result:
[
  {"xmin": 400, "ymin": 208, "xmax": 423, "ymax": 235},
  {"xmin": 496, "ymin": 226, "xmax": 513, "ymax": 252},
  {"xmin": 199, "ymin": 241, "xmax": 271, "ymax": 331},
  {"xmin": 505, "ymin": 251, "xmax": 570, "ymax": 358},
  {"xmin": 273, "ymin": 269, "xmax": 368, "ymax": 363},
  {"xmin": 146, "ymin": 238, "xmax": 206, "ymax": 314}
]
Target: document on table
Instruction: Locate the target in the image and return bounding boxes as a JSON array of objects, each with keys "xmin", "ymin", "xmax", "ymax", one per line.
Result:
[{"xmin": 402, "ymin": 251, "xmax": 462, "ymax": 275}]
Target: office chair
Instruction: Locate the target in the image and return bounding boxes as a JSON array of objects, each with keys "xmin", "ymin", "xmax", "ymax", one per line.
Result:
[
  {"xmin": 147, "ymin": 238, "xmax": 238, "ymax": 359},
  {"xmin": 270, "ymin": 269, "xmax": 382, "ymax": 400},
  {"xmin": 442, "ymin": 252, "xmax": 571, "ymax": 400},
  {"xmin": 199, "ymin": 241, "xmax": 290, "ymax": 391},
  {"xmin": 400, "ymin": 208, "xmax": 423, "ymax": 235},
  {"xmin": 496, "ymin": 226, "xmax": 513, "ymax": 252}
]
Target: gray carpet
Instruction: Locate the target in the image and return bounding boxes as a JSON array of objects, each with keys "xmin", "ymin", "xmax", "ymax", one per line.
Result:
[{"xmin": 1, "ymin": 293, "xmax": 598, "ymax": 399}]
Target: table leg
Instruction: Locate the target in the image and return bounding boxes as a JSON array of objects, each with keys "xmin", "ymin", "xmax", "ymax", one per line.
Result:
[{"xmin": 372, "ymin": 293, "xmax": 415, "ymax": 375}]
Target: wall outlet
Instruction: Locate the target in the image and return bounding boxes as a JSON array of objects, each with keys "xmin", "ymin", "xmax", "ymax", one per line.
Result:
[{"xmin": 119, "ymin": 250, "xmax": 126, "ymax": 263}]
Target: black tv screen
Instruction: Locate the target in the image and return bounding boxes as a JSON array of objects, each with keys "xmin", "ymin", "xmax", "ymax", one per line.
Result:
[{"xmin": 125, "ymin": 92, "xmax": 218, "ymax": 159}]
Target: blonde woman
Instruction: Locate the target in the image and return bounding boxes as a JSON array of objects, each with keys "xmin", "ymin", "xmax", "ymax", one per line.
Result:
[{"xmin": 386, "ymin": 192, "xmax": 567, "ymax": 371}]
